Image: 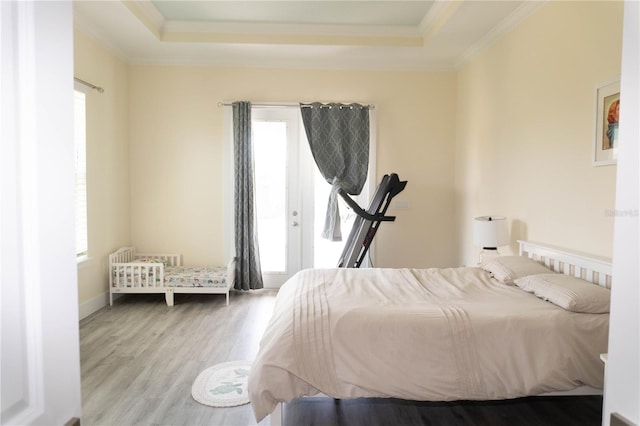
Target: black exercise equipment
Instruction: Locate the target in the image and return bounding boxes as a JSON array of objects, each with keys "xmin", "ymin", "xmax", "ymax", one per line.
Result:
[{"xmin": 337, "ymin": 173, "xmax": 407, "ymax": 268}]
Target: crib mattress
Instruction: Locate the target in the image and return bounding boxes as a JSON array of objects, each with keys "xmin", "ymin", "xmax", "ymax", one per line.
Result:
[
  {"xmin": 164, "ymin": 266, "xmax": 229, "ymax": 288},
  {"xmin": 112, "ymin": 265, "xmax": 230, "ymax": 288}
]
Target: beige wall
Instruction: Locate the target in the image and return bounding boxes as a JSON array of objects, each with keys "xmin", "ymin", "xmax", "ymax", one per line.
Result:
[
  {"xmin": 128, "ymin": 67, "xmax": 458, "ymax": 269},
  {"xmin": 75, "ymin": 0, "xmax": 624, "ymax": 308},
  {"xmin": 74, "ymin": 32, "xmax": 130, "ymax": 310},
  {"xmin": 454, "ymin": 1, "xmax": 623, "ymax": 265}
]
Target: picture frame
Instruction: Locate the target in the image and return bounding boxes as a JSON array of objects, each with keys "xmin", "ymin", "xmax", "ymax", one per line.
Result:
[{"xmin": 593, "ymin": 79, "xmax": 620, "ymax": 166}]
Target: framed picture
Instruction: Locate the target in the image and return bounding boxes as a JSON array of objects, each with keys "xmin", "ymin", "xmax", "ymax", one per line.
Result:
[{"xmin": 593, "ymin": 79, "xmax": 620, "ymax": 166}]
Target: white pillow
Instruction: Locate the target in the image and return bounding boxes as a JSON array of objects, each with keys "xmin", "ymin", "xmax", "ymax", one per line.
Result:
[
  {"xmin": 514, "ymin": 273, "xmax": 610, "ymax": 313},
  {"xmin": 481, "ymin": 256, "xmax": 552, "ymax": 285}
]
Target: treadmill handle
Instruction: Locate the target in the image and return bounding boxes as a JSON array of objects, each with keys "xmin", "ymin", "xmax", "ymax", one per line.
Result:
[{"xmin": 337, "ymin": 189, "xmax": 396, "ymax": 222}]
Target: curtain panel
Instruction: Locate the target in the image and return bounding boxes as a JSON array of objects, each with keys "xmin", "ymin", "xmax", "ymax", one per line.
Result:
[
  {"xmin": 232, "ymin": 101, "xmax": 264, "ymax": 290},
  {"xmin": 300, "ymin": 102, "xmax": 370, "ymax": 241}
]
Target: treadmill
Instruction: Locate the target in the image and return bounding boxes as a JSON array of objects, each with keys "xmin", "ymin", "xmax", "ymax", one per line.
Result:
[{"xmin": 337, "ymin": 173, "xmax": 407, "ymax": 268}]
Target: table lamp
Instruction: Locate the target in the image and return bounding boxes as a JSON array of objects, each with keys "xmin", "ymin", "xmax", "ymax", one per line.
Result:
[{"xmin": 473, "ymin": 216, "xmax": 509, "ymax": 264}]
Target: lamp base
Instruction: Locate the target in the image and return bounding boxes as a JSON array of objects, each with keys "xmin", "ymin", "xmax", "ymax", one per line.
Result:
[{"xmin": 478, "ymin": 248, "xmax": 501, "ymax": 265}]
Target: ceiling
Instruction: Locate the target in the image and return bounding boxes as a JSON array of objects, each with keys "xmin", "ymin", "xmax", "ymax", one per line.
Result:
[{"xmin": 73, "ymin": 0, "xmax": 544, "ymax": 71}]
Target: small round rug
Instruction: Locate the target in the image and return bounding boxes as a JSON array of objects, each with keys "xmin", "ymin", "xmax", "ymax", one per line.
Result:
[{"xmin": 191, "ymin": 360, "xmax": 252, "ymax": 407}]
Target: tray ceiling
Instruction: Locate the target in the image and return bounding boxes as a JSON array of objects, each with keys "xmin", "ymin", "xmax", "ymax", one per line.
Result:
[{"xmin": 73, "ymin": 0, "xmax": 544, "ymax": 70}]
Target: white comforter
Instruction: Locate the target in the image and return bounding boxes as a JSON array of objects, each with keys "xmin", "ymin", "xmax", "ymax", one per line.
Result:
[{"xmin": 248, "ymin": 267, "xmax": 608, "ymax": 421}]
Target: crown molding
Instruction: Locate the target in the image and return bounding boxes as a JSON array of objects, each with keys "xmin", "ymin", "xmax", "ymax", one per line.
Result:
[
  {"xmin": 454, "ymin": 0, "xmax": 546, "ymax": 69},
  {"xmin": 419, "ymin": 0, "xmax": 462, "ymax": 41},
  {"xmin": 163, "ymin": 20, "xmax": 420, "ymax": 38},
  {"xmin": 126, "ymin": 0, "xmax": 423, "ymax": 47},
  {"xmin": 161, "ymin": 31, "xmax": 423, "ymax": 48},
  {"xmin": 126, "ymin": 51, "xmax": 455, "ymax": 72},
  {"xmin": 131, "ymin": 0, "xmax": 165, "ymax": 30},
  {"xmin": 73, "ymin": 0, "xmax": 539, "ymax": 73},
  {"xmin": 73, "ymin": 9, "xmax": 130, "ymax": 63},
  {"xmin": 122, "ymin": 0, "xmax": 161, "ymax": 38}
]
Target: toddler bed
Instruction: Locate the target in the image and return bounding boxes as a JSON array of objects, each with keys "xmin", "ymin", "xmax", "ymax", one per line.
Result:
[{"xmin": 109, "ymin": 247, "xmax": 235, "ymax": 306}]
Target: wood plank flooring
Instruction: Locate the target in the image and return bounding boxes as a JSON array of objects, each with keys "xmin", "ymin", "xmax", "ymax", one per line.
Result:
[
  {"xmin": 80, "ymin": 291, "xmax": 276, "ymax": 426},
  {"xmin": 80, "ymin": 291, "xmax": 603, "ymax": 426}
]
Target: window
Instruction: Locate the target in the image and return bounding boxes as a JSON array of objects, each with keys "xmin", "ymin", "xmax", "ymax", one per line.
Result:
[{"xmin": 74, "ymin": 88, "xmax": 88, "ymax": 258}]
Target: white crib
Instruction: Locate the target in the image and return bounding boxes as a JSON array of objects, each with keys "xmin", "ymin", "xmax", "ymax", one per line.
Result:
[{"xmin": 109, "ymin": 247, "xmax": 235, "ymax": 306}]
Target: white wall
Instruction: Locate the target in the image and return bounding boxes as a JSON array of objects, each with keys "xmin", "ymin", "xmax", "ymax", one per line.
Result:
[{"xmin": 603, "ymin": 2, "xmax": 639, "ymax": 424}]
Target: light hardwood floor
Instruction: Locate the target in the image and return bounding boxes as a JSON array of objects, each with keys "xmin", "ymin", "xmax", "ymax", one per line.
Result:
[
  {"xmin": 80, "ymin": 291, "xmax": 603, "ymax": 426},
  {"xmin": 80, "ymin": 291, "xmax": 277, "ymax": 426}
]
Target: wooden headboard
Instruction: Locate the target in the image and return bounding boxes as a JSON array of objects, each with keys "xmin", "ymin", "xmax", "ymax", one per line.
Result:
[{"xmin": 518, "ymin": 240, "xmax": 613, "ymax": 288}]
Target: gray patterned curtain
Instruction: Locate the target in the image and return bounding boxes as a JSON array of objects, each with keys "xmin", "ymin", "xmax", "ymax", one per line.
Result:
[
  {"xmin": 300, "ymin": 102, "xmax": 370, "ymax": 241},
  {"xmin": 232, "ymin": 101, "xmax": 263, "ymax": 290}
]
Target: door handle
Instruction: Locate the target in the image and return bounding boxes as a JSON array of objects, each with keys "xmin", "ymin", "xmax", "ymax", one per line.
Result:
[{"xmin": 292, "ymin": 221, "xmax": 299, "ymax": 227}]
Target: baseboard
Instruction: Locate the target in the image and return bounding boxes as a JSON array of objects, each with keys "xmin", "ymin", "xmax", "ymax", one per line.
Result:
[{"xmin": 78, "ymin": 291, "xmax": 122, "ymax": 320}]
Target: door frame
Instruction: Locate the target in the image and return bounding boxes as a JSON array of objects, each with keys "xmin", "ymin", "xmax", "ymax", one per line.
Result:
[{"xmin": 223, "ymin": 104, "xmax": 377, "ymax": 288}]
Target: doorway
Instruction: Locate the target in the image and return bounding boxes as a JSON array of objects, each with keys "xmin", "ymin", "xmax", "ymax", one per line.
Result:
[
  {"xmin": 252, "ymin": 107, "xmax": 306, "ymax": 287},
  {"xmin": 224, "ymin": 105, "xmax": 375, "ymax": 288}
]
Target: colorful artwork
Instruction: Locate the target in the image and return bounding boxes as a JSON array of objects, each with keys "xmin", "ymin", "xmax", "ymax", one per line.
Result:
[
  {"xmin": 594, "ymin": 80, "xmax": 620, "ymax": 166},
  {"xmin": 602, "ymin": 94, "xmax": 620, "ymax": 150}
]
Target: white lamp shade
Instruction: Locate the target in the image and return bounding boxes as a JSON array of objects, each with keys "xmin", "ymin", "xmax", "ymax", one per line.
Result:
[{"xmin": 473, "ymin": 216, "xmax": 509, "ymax": 249}]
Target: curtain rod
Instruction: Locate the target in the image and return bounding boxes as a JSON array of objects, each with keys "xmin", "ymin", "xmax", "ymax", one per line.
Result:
[
  {"xmin": 74, "ymin": 77, "xmax": 104, "ymax": 93},
  {"xmin": 217, "ymin": 101, "xmax": 374, "ymax": 110}
]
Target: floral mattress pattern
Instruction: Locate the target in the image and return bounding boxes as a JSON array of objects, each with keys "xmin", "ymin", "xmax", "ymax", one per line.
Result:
[
  {"xmin": 112, "ymin": 265, "xmax": 229, "ymax": 288},
  {"xmin": 164, "ymin": 266, "xmax": 229, "ymax": 288}
]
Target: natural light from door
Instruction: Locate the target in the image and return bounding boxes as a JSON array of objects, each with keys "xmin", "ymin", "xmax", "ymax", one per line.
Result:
[
  {"xmin": 252, "ymin": 110, "xmax": 365, "ymax": 275},
  {"xmin": 253, "ymin": 121, "xmax": 287, "ymax": 273}
]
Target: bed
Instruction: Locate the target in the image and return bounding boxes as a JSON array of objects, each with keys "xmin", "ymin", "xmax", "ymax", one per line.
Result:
[
  {"xmin": 108, "ymin": 247, "xmax": 235, "ymax": 306},
  {"xmin": 248, "ymin": 240, "xmax": 612, "ymax": 424}
]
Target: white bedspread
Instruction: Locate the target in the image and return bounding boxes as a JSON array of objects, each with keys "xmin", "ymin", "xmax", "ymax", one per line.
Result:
[{"xmin": 248, "ymin": 267, "xmax": 608, "ymax": 421}]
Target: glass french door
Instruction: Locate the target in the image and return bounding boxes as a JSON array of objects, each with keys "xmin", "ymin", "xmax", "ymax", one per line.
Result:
[
  {"xmin": 250, "ymin": 107, "xmax": 372, "ymax": 288},
  {"xmin": 252, "ymin": 108, "xmax": 305, "ymax": 287}
]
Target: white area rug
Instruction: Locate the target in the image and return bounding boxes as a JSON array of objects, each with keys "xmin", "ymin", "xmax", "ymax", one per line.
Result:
[{"xmin": 191, "ymin": 360, "xmax": 252, "ymax": 407}]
